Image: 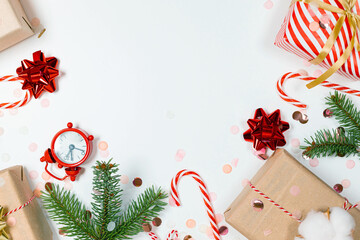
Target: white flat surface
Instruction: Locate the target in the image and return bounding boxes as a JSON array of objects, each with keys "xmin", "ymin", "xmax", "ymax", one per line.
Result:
[{"xmin": 1, "ymin": 0, "xmax": 360, "ymax": 239}]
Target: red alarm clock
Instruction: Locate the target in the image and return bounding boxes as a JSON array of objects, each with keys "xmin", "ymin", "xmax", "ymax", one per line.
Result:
[{"xmin": 40, "ymin": 122, "xmax": 94, "ymax": 181}]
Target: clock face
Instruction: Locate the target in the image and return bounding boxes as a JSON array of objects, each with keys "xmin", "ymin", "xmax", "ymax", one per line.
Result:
[{"xmin": 53, "ymin": 130, "xmax": 88, "ymax": 165}]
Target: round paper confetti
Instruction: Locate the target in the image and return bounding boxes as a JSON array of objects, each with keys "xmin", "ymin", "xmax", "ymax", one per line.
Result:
[
  {"xmin": 320, "ymin": 14, "xmax": 330, "ymax": 24},
  {"xmin": 297, "ymin": 69, "xmax": 309, "ymax": 76},
  {"xmin": 7, "ymin": 217, "xmax": 16, "ymax": 227},
  {"xmin": 210, "ymin": 192, "xmax": 217, "ymax": 202},
  {"xmin": 0, "ymin": 127, "xmax": 4, "ymax": 136},
  {"xmin": 230, "ymin": 125, "xmax": 240, "ymax": 134},
  {"xmin": 215, "ymin": 213, "xmax": 223, "ymax": 223},
  {"xmin": 346, "ymin": 160, "xmax": 355, "ymax": 169},
  {"xmin": 313, "ymin": 69, "xmax": 323, "ymax": 78},
  {"xmin": 169, "ymin": 197, "xmax": 177, "ymax": 207},
  {"xmin": 28, "ymin": 142, "xmax": 38, "ymax": 152},
  {"xmin": 0, "ymin": 177, "xmax": 5, "ymax": 187},
  {"xmin": 98, "ymin": 141, "xmax": 108, "ymax": 151},
  {"xmin": 152, "ymin": 217, "xmax": 162, "ymax": 227},
  {"xmin": 219, "ymin": 226, "xmax": 228, "ymax": 235},
  {"xmin": 100, "ymin": 150, "xmax": 110, "ymax": 158},
  {"xmin": 333, "ymin": 183, "xmax": 343, "ymax": 193},
  {"xmin": 142, "ymin": 222, "xmax": 152, "ymax": 232},
  {"xmin": 133, "ymin": 177, "xmax": 142, "ymax": 187},
  {"xmin": 291, "ymin": 138, "xmax": 300, "ymax": 148},
  {"xmin": 29, "ymin": 170, "xmax": 39, "ymax": 180},
  {"xmin": 175, "ymin": 149, "xmax": 186, "ymax": 162},
  {"xmin": 303, "ymin": 59, "xmax": 312, "ymax": 67},
  {"xmin": 40, "ymin": 98, "xmax": 50, "ymax": 108},
  {"xmin": 342, "ymin": 179, "xmax": 351, "ymax": 188},
  {"xmin": 206, "ymin": 226, "xmax": 215, "ymax": 239},
  {"xmin": 42, "ymin": 171, "xmax": 51, "ymax": 181},
  {"xmin": 252, "ymin": 199, "xmax": 264, "ymax": 212},
  {"xmin": 222, "ymin": 164, "xmax": 232, "ymax": 174},
  {"xmin": 33, "ymin": 188, "xmax": 42, "ymax": 198},
  {"xmin": 241, "ymin": 178, "xmax": 250, "ymax": 187},
  {"xmin": 120, "ymin": 175, "xmax": 129, "ymax": 184},
  {"xmin": 264, "ymin": 0, "xmax": 274, "ymax": 9},
  {"xmin": 290, "ymin": 185, "xmax": 301, "ymax": 196},
  {"xmin": 184, "ymin": 235, "xmax": 193, "ymax": 240},
  {"xmin": 107, "ymin": 221, "xmax": 115, "ymax": 231},
  {"xmin": 1, "ymin": 153, "xmax": 10, "ymax": 162},
  {"xmin": 309, "ymin": 21, "xmax": 320, "ymax": 31},
  {"xmin": 36, "ymin": 182, "xmax": 45, "ymax": 190},
  {"xmin": 64, "ymin": 182, "xmax": 73, "ymax": 190},
  {"xmin": 309, "ymin": 158, "xmax": 319, "ymax": 167}
]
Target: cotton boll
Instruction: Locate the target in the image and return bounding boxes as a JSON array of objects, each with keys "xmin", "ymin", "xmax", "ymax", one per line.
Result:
[
  {"xmin": 295, "ymin": 207, "xmax": 355, "ymax": 240},
  {"xmin": 298, "ymin": 211, "xmax": 335, "ymax": 240},
  {"xmin": 330, "ymin": 207, "xmax": 355, "ymax": 236}
]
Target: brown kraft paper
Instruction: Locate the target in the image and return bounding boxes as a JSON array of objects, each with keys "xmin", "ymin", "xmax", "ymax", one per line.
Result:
[
  {"xmin": 224, "ymin": 149, "xmax": 360, "ymax": 239},
  {"xmin": 0, "ymin": 166, "xmax": 52, "ymax": 240}
]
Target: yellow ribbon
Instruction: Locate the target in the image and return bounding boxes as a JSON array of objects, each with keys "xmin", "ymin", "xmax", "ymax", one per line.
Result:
[
  {"xmin": 0, "ymin": 207, "xmax": 9, "ymax": 240},
  {"xmin": 294, "ymin": 0, "xmax": 360, "ymax": 88}
]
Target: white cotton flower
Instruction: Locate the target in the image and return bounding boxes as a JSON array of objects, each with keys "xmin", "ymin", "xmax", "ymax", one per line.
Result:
[{"xmin": 295, "ymin": 207, "xmax": 355, "ymax": 240}]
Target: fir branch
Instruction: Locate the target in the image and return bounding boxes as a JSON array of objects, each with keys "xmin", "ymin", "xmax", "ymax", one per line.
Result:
[
  {"xmin": 91, "ymin": 160, "xmax": 122, "ymax": 238},
  {"xmin": 326, "ymin": 91, "xmax": 360, "ymax": 136},
  {"xmin": 301, "ymin": 129, "xmax": 359, "ymax": 158},
  {"xmin": 110, "ymin": 187, "xmax": 168, "ymax": 239},
  {"xmin": 41, "ymin": 184, "xmax": 97, "ymax": 240}
]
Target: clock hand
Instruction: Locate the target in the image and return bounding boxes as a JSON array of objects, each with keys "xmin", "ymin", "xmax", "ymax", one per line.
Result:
[
  {"xmin": 65, "ymin": 150, "xmax": 72, "ymax": 160},
  {"xmin": 74, "ymin": 147, "xmax": 86, "ymax": 154},
  {"xmin": 70, "ymin": 150, "xmax": 74, "ymax": 161}
]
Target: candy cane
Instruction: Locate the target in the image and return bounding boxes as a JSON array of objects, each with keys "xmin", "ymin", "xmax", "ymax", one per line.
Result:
[
  {"xmin": 277, "ymin": 72, "xmax": 360, "ymax": 109},
  {"xmin": 3, "ymin": 195, "xmax": 36, "ymax": 217},
  {"xmin": 0, "ymin": 75, "xmax": 32, "ymax": 109},
  {"xmin": 147, "ymin": 230, "xmax": 178, "ymax": 240},
  {"xmin": 171, "ymin": 169, "xmax": 220, "ymax": 240}
]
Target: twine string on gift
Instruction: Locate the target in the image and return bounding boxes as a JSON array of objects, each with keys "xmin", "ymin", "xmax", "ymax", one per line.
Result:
[
  {"xmin": 277, "ymin": 72, "xmax": 360, "ymax": 109},
  {"xmin": 248, "ymin": 182, "xmax": 359, "ymax": 223},
  {"xmin": 147, "ymin": 230, "xmax": 178, "ymax": 240},
  {"xmin": 2, "ymin": 195, "xmax": 36, "ymax": 218},
  {"xmin": 294, "ymin": 0, "xmax": 360, "ymax": 88},
  {"xmin": 171, "ymin": 169, "xmax": 221, "ymax": 240}
]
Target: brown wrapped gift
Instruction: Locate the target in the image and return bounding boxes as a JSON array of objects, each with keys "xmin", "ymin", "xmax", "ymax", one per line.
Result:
[
  {"xmin": 0, "ymin": 166, "xmax": 52, "ymax": 240},
  {"xmin": 224, "ymin": 149, "xmax": 360, "ymax": 239},
  {"xmin": 0, "ymin": 0, "xmax": 34, "ymax": 52}
]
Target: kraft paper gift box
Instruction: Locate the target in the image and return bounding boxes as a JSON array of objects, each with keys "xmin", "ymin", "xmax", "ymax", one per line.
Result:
[
  {"xmin": 0, "ymin": 166, "xmax": 52, "ymax": 240},
  {"xmin": 224, "ymin": 149, "xmax": 360, "ymax": 239},
  {"xmin": 275, "ymin": 0, "xmax": 360, "ymax": 88},
  {"xmin": 0, "ymin": 0, "xmax": 34, "ymax": 52}
]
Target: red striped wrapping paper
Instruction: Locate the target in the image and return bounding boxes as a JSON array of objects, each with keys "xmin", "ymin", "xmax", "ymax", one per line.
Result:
[{"xmin": 275, "ymin": 0, "xmax": 360, "ymax": 81}]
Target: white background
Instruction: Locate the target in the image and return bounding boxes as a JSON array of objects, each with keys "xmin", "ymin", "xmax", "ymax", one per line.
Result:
[{"xmin": 1, "ymin": 0, "xmax": 360, "ymax": 239}]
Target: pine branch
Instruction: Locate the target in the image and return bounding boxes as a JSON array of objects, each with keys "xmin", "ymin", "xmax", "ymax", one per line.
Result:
[
  {"xmin": 326, "ymin": 91, "xmax": 360, "ymax": 136},
  {"xmin": 301, "ymin": 129, "xmax": 359, "ymax": 158},
  {"xmin": 41, "ymin": 184, "xmax": 97, "ymax": 240},
  {"xmin": 91, "ymin": 160, "xmax": 123, "ymax": 239},
  {"xmin": 110, "ymin": 187, "xmax": 168, "ymax": 239}
]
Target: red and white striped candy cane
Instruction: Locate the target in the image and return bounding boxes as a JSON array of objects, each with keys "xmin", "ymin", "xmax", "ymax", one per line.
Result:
[
  {"xmin": 3, "ymin": 195, "xmax": 36, "ymax": 217},
  {"xmin": 277, "ymin": 72, "xmax": 360, "ymax": 109},
  {"xmin": 148, "ymin": 230, "xmax": 178, "ymax": 240},
  {"xmin": 0, "ymin": 75, "xmax": 32, "ymax": 109},
  {"xmin": 171, "ymin": 169, "xmax": 220, "ymax": 240}
]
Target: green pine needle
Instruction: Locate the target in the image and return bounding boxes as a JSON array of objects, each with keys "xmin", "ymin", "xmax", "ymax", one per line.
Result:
[
  {"xmin": 41, "ymin": 160, "xmax": 168, "ymax": 240},
  {"xmin": 301, "ymin": 91, "xmax": 360, "ymax": 159}
]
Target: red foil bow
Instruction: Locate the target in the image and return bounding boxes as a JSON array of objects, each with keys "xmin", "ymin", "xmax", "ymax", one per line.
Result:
[
  {"xmin": 243, "ymin": 108, "xmax": 289, "ymax": 151},
  {"xmin": 16, "ymin": 51, "xmax": 59, "ymax": 99}
]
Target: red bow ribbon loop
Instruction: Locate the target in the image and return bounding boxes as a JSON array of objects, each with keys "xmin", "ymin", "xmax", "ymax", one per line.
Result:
[
  {"xmin": 16, "ymin": 50, "xmax": 59, "ymax": 99},
  {"xmin": 243, "ymin": 108, "xmax": 289, "ymax": 151}
]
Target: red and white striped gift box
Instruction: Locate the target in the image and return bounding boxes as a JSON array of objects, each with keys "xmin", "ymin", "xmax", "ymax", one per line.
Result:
[{"xmin": 275, "ymin": 0, "xmax": 360, "ymax": 81}]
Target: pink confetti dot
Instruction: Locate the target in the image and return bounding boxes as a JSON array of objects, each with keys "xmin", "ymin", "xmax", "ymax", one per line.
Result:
[
  {"xmin": 64, "ymin": 182, "xmax": 73, "ymax": 190},
  {"xmin": 175, "ymin": 149, "xmax": 186, "ymax": 162},
  {"xmin": 264, "ymin": 0, "xmax": 273, "ymax": 9},
  {"xmin": 342, "ymin": 179, "xmax": 351, "ymax": 188},
  {"xmin": 28, "ymin": 142, "xmax": 38, "ymax": 152},
  {"xmin": 222, "ymin": 164, "xmax": 232, "ymax": 174},
  {"xmin": 7, "ymin": 217, "xmax": 16, "ymax": 227},
  {"xmin": 320, "ymin": 14, "xmax": 330, "ymax": 24},
  {"xmin": 253, "ymin": 148, "xmax": 267, "ymax": 160},
  {"xmin": 293, "ymin": 210, "xmax": 302, "ymax": 219},
  {"xmin": 309, "ymin": 21, "xmax": 320, "ymax": 32},
  {"xmin": 98, "ymin": 141, "xmax": 108, "ymax": 151},
  {"xmin": 291, "ymin": 138, "xmax": 300, "ymax": 148},
  {"xmin": 169, "ymin": 197, "xmax": 177, "ymax": 207},
  {"xmin": 9, "ymin": 109, "xmax": 18, "ymax": 115},
  {"xmin": 241, "ymin": 178, "xmax": 250, "ymax": 187},
  {"xmin": 13, "ymin": 88, "xmax": 22, "ymax": 98},
  {"xmin": 313, "ymin": 69, "xmax": 323, "ymax": 78},
  {"xmin": 31, "ymin": 17, "xmax": 40, "ymax": 27},
  {"xmin": 297, "ymin": 69, "xmax": 309, "ymax": 76},
  {"xmin": 346, "ymin": 160, "xmax": 355, "ymax": 169},
  {"xmin": 309, "ymin": 158, "xmax": 319, "ymax": 167},
  {"xmin": 0, "ymin": 127, "xmax": 4, "ymax": 136},
  {"xmin": 100, "ymin": 150, "xmax": 110, "ymax": 158},
  {"xmin": 33, "ymin": 188, "xmax": 42, "ymax": 198},
  {"xmin": 303, "ymin": 59, "xmax": 312, "ymax": 67},
  {"xmin": 231, "ymin": 158, "xmax": 239, "ymax": 168},
  {"xmin": 186, "ymin": 219, "xmax": 196, "ymax": 228},
  {"xmin": 41, "ymin": 98, "xmax": 50, "ymax": 108},
  {"xmin": 120, "ymin": 175, "xmax": 129, "ymax": 184},
  {"xmin": 42, "ymin": 171, "xmax": 51, "ymax": 181},
  {"xmin": 206, "ymin": 226, "xmax": 215, "ymax": 239},
  {"xmin": 29, "ymin": 170, "xmax": 39, "ymax": 180},
  {"xmin": 264, "ymin": 229, "xmax": 272, "ymax": 236},
  {"xmin": 210, "ymin": 192, "xmax": 217, "ymax": 201},
  {"xmin": 290, "ymin": 185, "xmax": 301, "ymax": 196},
  {"xmin": 36, "ymin": 182, "xmax": 45, "ymax": 190},
  {"xmin": 230, "ymin": 125, "xmax": 239, "ymax": 135},
  {"xmin": 215, "ymin": 213, "xmax": 223, "ymax": 223},
  {"xmin": 0, "ymin": 110, "xmax": 3, "ymax": 117}
]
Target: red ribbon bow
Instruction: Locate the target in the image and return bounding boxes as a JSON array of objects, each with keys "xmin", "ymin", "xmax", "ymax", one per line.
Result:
[
  {"xmin": 16, "ymin": 51, "xmax": 59, "ymax": 99},
  {"xmin": 243, "ymin": 108, "xmax": 289, "ymax": 151}
]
